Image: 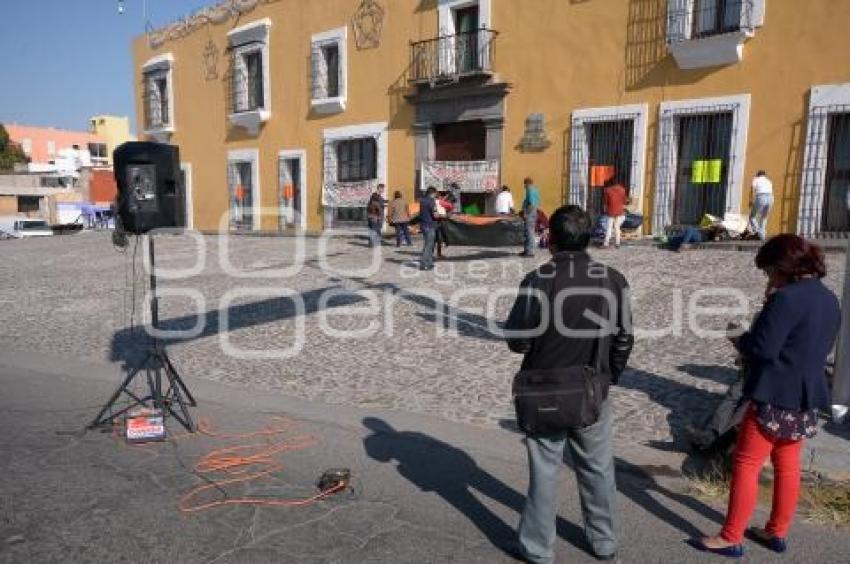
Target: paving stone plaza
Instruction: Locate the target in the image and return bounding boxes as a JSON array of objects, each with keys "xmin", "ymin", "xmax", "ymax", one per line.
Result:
[{"xmin": 2, "ymin": 232, "xmax": 845, "ymax": 452}]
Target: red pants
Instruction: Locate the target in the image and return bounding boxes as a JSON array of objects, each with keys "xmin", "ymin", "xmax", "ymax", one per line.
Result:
[{"xmin": 720, "ymin": 409, "xmax": 803, "ymax": 543}]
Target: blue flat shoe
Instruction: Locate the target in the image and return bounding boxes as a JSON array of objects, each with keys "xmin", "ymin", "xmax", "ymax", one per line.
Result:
[
  {"xmin": 688, "ymin": 538, "xmax": 744, "ymax": 558},
  {"xmin": 750, "ymin": 528, "xmax": 787, "ymax": 553}
]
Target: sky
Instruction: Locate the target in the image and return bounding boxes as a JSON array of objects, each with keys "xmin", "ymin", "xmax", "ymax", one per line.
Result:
[{"xmin": 0, "ymin": 1, "xmax": 215, "ymax": 134}]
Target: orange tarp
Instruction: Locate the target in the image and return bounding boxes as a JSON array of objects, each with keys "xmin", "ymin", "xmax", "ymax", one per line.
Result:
[{"xmin": 590, "ymin": 165, "xmax": 616, "ymax": 187}]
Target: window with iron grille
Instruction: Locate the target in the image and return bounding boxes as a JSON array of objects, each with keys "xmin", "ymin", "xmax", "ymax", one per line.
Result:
[
  {"xmin": 799, "ymin": 100, "xmax": 850, "ymax": 237},
  {"xmin": 654, "ymin": 96, "xmax": 749, "ymax": 234},
  {"xmin": 313, "ymin": 43, "xmax": 340, "ymax": 99},
  {"xmin": 667, "ymin": 0, "xmax": 757, "ymax": 42},
  {"xmin": 586, "ymin": 121, "xmax": 635, "ymax": 217},
  {"xmin": 337, "ymin": 138, "xmax": 377, "ymax": 183},
  {"xmin": 311, "ymin": 27, "xmax": 347, "ymax": 113},
  {"xmin": 232, "ymin": 47, "xmax": 265, "ymax": 113},
  {"xmin": 144, "ymin": 69, "xmax": 170, "ymax": 129},
  {"xmin": 691, "ymin": 0, "xmax": 744, "ymax": 37},
  {"xmin": 569, "ymin": 105, "xmax": 648, "ymax": 218}
]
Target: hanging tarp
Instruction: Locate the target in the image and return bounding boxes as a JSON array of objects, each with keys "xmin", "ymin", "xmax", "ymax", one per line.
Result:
[
  {"xmin": 691, "ymin": 159, "xmax": 723, "ymax": 184},
  {"xmin": 421, "ymin": 160, "xmax": 500, "ymax": 193},
  {"xmin": 440, "ymin": 214, "xmax": 524, "ymax": 247},
  {"xmin": 322, "ymin": 179, "xmax": 377, "ymax": 208}
]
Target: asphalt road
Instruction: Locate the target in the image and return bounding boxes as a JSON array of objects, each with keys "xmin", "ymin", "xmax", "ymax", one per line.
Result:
[{"xmin": 1, "ymin": 351, "xmax": 849, "ymax": 563}]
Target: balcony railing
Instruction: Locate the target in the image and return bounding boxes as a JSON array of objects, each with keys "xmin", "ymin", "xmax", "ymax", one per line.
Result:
[{"xmin": 409, "ymin": 29, "xmax": 497, "ymax": 84}]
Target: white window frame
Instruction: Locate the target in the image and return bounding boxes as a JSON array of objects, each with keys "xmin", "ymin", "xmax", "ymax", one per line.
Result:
[
  {"xmin": 142, "ymin": 52, "xmax": 175, "ymax": 141},
  {"xmin": 653, "ymin": 93, "xmax": 751, "ymax": 235},
  {"xmin": 569, "ymin": 104, "xmax": 649, "ymax": 215},
  {"xmin": 666, "ymin": 0, "xmax": 766, "ymax": 69},
  {"xmin": 227, "ymin": 148, "xmax": 261, "ymax": 231},
  {"xmin": 797, "ymin": 83, "xmax": 850, "ymax": 237},
  {"xmin": 46, "ymin": 140, "xmax": 56, "ymax": 157},
  {"xmin": 278, "ymin": 149, "xmax": 308, "ymax": 230},
  {"xmin": 181, "ymin": 162, "xmax": 194, "ymax": 230},
  {"xmin": 311, "ymin": 27, "xmax": 348, "ymax": 114},
  {"xmin": 21, "ymin": 138, "xmax": 32, "ymax": 156},
  {"xmin": 227, "ymin": 18, "xmax": 272, "ymax": 135},
  {"xmin": 321, "ymin": 122, "xmax": 388, "ymax": 229}
]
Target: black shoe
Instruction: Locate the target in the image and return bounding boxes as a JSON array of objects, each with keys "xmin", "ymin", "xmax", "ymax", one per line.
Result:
[
  {"xmin": 595, "ymin": 553, "xmax": 617, "ymax": 561},
  {"xmin": 518, "ymin": 252, "xmax": 535, "ymax": 257}
]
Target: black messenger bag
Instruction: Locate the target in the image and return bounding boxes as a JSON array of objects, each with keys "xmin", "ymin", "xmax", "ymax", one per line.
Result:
[{"xmin": 512, "ymin": 279, "xmax": 611, "ymax": 435}]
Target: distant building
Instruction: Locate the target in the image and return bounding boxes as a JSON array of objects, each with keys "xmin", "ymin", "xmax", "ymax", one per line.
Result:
[
  {"xmin": 5, "ymin": 124, "xmax": 109, "ymax": 168},
  {"xmin": 89, "ymin": 115, "xmax": 136, "ymax": 163}
]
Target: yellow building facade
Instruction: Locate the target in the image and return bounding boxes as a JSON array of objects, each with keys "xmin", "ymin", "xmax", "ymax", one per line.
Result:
[
  {"xmin": 89, "ymin": 115, "xmax": 136, "ymax": 166},
  {"xmin": 133, "ymin": 0, "xmax": 850, "ymax": 237}
]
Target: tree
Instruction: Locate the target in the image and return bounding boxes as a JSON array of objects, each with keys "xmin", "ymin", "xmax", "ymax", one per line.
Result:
[{"xmin": 0, "ymin": 123, "xmax": 29, "ymax": 171}]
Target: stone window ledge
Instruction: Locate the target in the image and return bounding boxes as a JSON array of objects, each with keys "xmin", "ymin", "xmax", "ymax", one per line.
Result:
[
  {"xmin": 228, "ymin": 109, "xmax": 270, "ymax": 135},
  {"xmin": 311, "ymin": 96, "xmax": 346, "ymax": 115},
  {"xmin": 670, "ymin": 30, "xmax": 753, "ymax": 70}
]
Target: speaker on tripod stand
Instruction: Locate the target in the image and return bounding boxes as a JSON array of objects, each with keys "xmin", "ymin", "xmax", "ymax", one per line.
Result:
[{"xmin": 90, "ymin": 141, "xmax": 196, "ymax": 434}]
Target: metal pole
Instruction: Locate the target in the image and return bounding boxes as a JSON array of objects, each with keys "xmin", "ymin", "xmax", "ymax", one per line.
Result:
[
  {"xmin": 833, "ymin": 242, "xmax": 850, "ymax": 414},
  {"xmin": 147, "ymin": 235, "xmax": 163, "ymax": 408}
]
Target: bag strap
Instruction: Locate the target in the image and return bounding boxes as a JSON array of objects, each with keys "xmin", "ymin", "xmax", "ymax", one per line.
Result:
[{"xmin": 590, "ymin": 274, "xmax": 609, "ymax": 373}]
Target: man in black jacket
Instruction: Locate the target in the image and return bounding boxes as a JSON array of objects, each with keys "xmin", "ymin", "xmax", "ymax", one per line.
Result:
[{"xmin": 504, "ymin": 205, "xmax": 634, "ymax": 563}]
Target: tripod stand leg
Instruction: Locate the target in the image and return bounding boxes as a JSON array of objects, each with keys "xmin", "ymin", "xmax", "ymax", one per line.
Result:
[
  {"xmin": 162, "ymin": 352, "xmax": 197, "ymax": 407},
  {"xmin": 160, "ymin": 360, "xmax": 196, "ymax": 432},
  {"xmin": 88, "ymin": 355, "xmax": 150, "ymax": 429}
]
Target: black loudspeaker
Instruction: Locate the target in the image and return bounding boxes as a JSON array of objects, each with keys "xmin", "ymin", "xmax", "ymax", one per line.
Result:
[{"xmin": 114, "ymin": 142, "xmax": 185, "ymax": 234}]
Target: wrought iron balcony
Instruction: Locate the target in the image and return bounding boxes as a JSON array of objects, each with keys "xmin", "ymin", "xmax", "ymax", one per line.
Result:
[{"xmin": 409, "ymin": 29, "xmax": 497, "ymax": 85}]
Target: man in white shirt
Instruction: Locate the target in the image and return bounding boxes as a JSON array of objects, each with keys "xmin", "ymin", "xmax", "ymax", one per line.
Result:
[
  {"xmin": 495, "ymin": 185, "xmax": 515, "ymax": 215},
  {"xmin": 749, "ymin": 170, "xmax": 773, "ymax": 240}
]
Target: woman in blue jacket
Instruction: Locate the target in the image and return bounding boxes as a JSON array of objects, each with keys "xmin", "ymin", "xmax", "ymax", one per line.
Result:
[{"xmin": 695, "ymin": 234, "xmax": 841, "ymax": 557}]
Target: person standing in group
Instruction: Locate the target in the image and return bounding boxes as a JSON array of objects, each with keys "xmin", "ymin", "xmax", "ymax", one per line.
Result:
[
  {"xmin": 602, "ymin": 178, "xmax": 628, "ymax": 249},
  {"xmin": 388, "ymin": 190, "xmax": 412, "ymax": 247},
  {"xmin": 435, "ymin": 189, "xmax": 455, "ymax": 259},
  {"xmin": 418, "ymin": 186, "xmax": 438, "ymax": 271},
  {"xmin": 505, "ymin": 205, "xmax": 635, "ymax": 563},
  {"xmin": 496, "ymin": 185, "xmax": 515, "ymax": 215},
  {"xmin": 749, "ymin": 170, "xmax": 773, "ymax": 240},
  {"xmin": 520, "ymin": 177, "xmax": 541, "ymax": 257},
  {"xmin": 367, "ymin": 188, "xmax": 384, "ymax": 247},
  {"xmin": 694, "ymin": 235, "xmax": 841, "ymax": 558}
]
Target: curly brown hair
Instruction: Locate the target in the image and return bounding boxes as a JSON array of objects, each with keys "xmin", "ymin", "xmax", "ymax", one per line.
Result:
[{"xmin": 755, "ymin": 234, "xmax": 826, "ymax": 281}]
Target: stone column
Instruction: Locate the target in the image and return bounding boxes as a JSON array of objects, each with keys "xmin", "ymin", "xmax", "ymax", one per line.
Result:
[
  {"xmin": 413, "ymin": 123, "xmax": 434, "ymax": 196},
  {"xmin": 833, "ymin": 244, "xmax": 850, "ymax": 410}
]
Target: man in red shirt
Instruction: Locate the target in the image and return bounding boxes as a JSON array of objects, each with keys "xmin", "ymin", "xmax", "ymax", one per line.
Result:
[{"xmin": 602, "ymin": 179, "xmax": 628, "ymax": 248}]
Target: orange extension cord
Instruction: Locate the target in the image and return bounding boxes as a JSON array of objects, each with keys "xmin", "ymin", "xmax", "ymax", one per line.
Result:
[{"xmin": 116, "ymin": 415, "xmax": 347, "ymax": 514}]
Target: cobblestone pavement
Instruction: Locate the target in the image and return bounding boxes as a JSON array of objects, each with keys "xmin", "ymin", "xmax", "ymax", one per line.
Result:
[{"xmin": 0, "ymin": 232, "xmax": 845, "ymax": 449}]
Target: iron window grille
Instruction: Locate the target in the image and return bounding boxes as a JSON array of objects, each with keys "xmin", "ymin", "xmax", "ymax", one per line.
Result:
[
  {"xmin": 337, "ymin": 138, "xmax": 377, "ymax": 183},
  {"xmin": 570, "ymin": 113, "xmax": 641, "ymax": 217},
  {"xmin": 667, "ymin": 0, "xmax": 754, "ymax": 43},
  {"xmin": 799, "ymin": 105, "xmax": 850, "ymax": 237},
  {"xmin": 410, "ymin": 29, "xmax": 497, "ymax": 84},
  {"xmin": 655, "ymin": 104, "xmax": 740, "ymax": 231},
  {"xmin": 312, "ymin": 41, "xmax": 342, "ymax": 100},
  {"xmin": 143, "ymin": 70, "xmax": 170, "ymax": 129},
  {"xmin": 227, "ymin": 160, "xmax": 254, "ymax": 231},
  {"xmin": 230, "ymin": 45, "xmax": 265, "ymax": 114}
]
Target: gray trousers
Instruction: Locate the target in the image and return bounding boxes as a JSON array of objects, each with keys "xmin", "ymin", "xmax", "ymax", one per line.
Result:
[
  {"xmin": 524, "ymin": 209, "xmax": 537, "ymax": 256},
  {"xmin": 420, "ymin": 227, "xmax": 436, "ymax": 269},
  {"xmin": 518, "ymin": 400, "xmax": 618, "ymax": 563}
]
